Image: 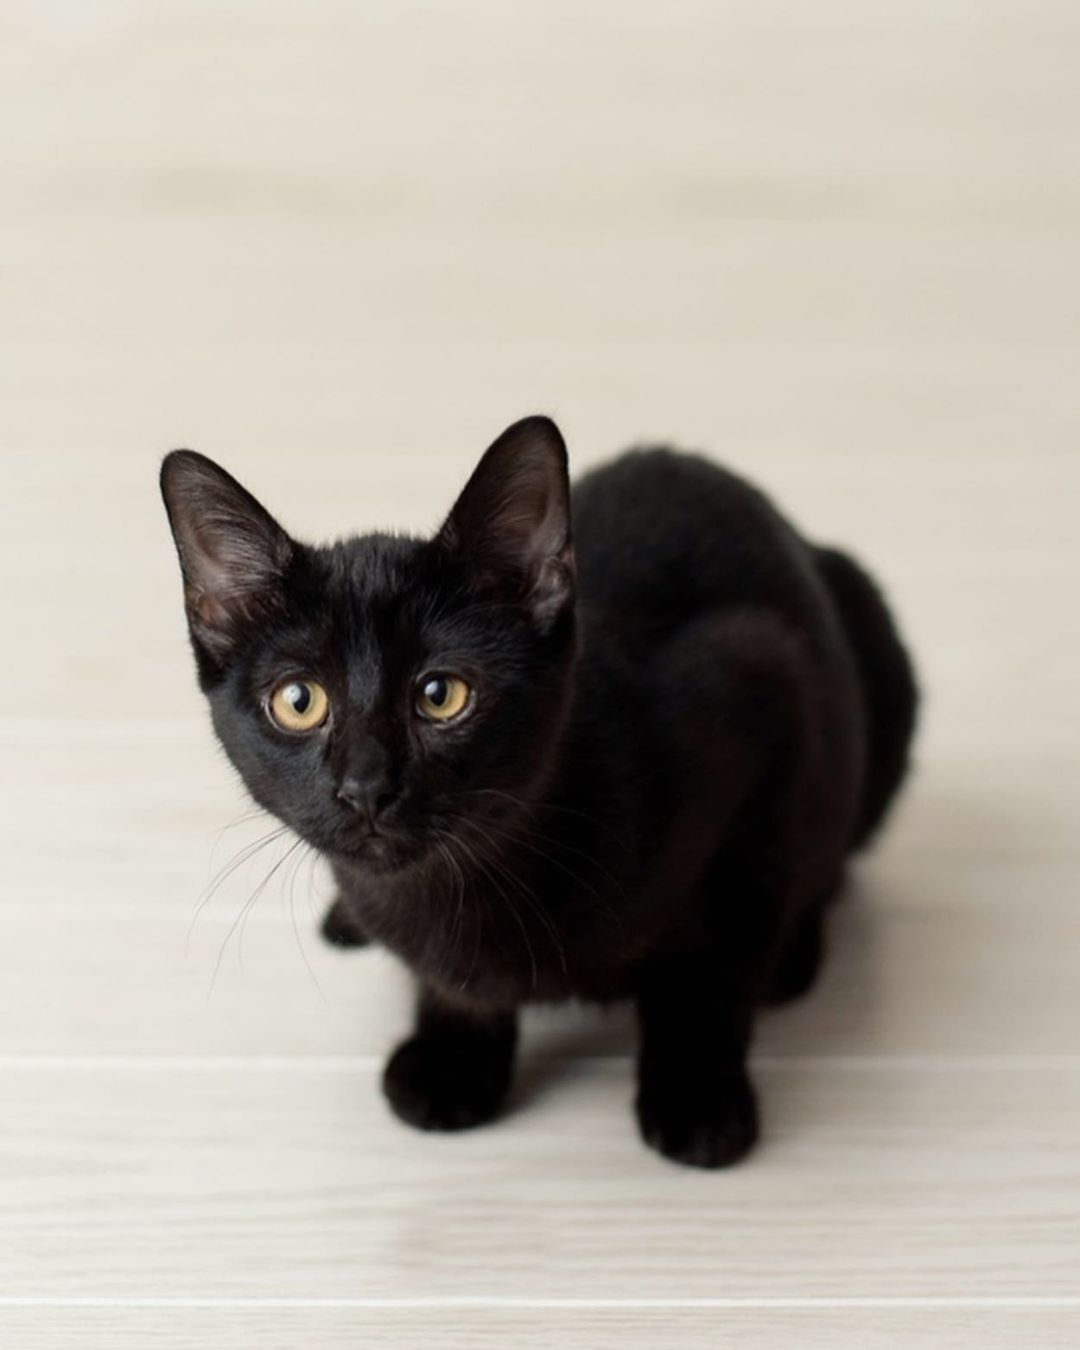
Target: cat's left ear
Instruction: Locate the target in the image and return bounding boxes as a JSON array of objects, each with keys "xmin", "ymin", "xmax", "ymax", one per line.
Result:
[
  {"xmin": 160, "ymin": 450, "xmax": 295, "ymax": 669},
  {"xmin": 438, "ymin": 415, "xmax": 574, "ymax": 628}
]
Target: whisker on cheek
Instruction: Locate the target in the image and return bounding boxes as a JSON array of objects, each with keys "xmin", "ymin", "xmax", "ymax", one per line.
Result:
[
  {"xmin": 286, "ymin": 841, "xmax": 326, "ymax": 1003},
  {"xmin": 187, "ymin": 821, "xmax": 290, "ymax": 956},
  {"xmin": 207, "ymin": 834, "xmax": 305, "ymax": 999}
]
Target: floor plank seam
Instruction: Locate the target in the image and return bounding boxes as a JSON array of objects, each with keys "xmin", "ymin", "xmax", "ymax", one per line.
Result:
[
  {"xmin": 3, "ymin": 1297, "xmax": 1080, "ymax": 1311},
  {"xmin": 3, "ymin": 1054, "xmax": 1079, "ymax": 1071}
]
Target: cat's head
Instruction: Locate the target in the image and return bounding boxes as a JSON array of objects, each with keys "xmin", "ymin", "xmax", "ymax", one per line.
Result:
[{"xmin": 160, "ymin": 416, "xmax": 576, "ymax": 873}]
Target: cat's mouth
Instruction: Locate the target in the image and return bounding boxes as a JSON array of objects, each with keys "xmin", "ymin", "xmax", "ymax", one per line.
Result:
[{"xmin": 332, "ymin": 825, "xmax": 421, "ymax": 873}]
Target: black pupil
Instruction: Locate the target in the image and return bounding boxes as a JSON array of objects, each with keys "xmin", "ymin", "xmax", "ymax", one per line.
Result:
[
  {"xmin": 287, "ymin": 683, "xmax": 312, "ymax": 714},
  {"xmin": 425, "ymin": 677, "xmax": 448, "ymax": 707}
]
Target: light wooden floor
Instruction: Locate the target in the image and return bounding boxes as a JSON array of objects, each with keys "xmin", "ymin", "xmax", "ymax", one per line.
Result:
[{"xmin": 3, "ymin": 2, "xmax": 1079, "ymax": 1346}]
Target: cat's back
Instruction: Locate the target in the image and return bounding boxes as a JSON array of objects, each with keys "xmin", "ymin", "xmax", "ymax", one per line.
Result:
[{"xmin": 571, "ymin": 448, "xmax": 824, "ymax": 642}]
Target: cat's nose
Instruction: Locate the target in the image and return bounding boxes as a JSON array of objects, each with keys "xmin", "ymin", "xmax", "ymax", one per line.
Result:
[{"xmin": 336, "ymin": 775, "xmax": 397, "ymax": 828}]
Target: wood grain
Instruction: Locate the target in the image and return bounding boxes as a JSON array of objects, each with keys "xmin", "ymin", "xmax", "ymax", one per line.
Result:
[
  {"xmin": 2, "ymin": 1307, "xmax": 1079, "ymax": 1350},
  {"xmin": 4, "ymin": 1062, "xmax": 1080, "ymax": 1301}
]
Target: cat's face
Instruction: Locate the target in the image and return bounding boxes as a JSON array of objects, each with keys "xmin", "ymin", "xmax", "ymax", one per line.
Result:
[{"xmin": 161, "ymin": 417, "xmax": 576, "ymax": 873}]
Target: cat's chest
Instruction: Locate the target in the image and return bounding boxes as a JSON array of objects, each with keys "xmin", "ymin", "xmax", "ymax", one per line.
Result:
[{"xmin": 349, "ymin": 864, "xmax": 625, "ymax": 1006}]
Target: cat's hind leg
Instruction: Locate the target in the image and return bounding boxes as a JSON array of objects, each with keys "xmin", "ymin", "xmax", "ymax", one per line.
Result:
[
  {"xmin": 764, "ymin": 907, "xmax": 825, "ymax": 1005},
  {"xmin": 814, "ymin": 545, "xmax": 918, "ymax": 848}
]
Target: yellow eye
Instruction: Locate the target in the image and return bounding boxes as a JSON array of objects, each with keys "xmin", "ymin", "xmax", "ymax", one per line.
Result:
[
  {"xmin": 268, "ymin": 678, "xmax": 329, "ymax": 732},
  {"xmin": 415, "ymin": 673, "xmax": 471, "ymax": 722}
]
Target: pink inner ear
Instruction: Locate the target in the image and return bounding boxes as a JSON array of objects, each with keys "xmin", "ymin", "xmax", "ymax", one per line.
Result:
[
  {"xmin": 189, "ymin": 586, "xmax": 227, "ymax": 630},
  {"xmin": 186, "ymin": 579, "xmax": 263, "ymax": 633}
]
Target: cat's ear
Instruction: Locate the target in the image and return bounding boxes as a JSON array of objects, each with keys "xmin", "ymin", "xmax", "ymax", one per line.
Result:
[
  {"xmin": 160, "ymin": 450, "xmax": 294, "ymax": 667},
  {"xmin": 437, "ymin": 416, "xmax": 574, "ymax": 628}
]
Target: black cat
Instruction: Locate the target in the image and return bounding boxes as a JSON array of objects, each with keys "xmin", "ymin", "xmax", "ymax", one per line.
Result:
[{"xmin": 160, "ymin": 416, "xmax": 917, "ymax": 1168}]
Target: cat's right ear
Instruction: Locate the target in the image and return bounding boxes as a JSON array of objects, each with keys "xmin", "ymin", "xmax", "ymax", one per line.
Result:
[{"xmin": 159, "ymin": 451, "xmax": 294, "ymax": 670}]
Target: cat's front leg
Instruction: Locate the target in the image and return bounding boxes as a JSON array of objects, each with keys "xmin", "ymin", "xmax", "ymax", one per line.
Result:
[
  {"xmin": 383, "ymin": 988, "xmax": 518, "ymax": 1132},
  {"xmin": 320, "ymin": 894, "xmax": 371, "ymax": 948},
  {"xmin": 634, "ymin": 951, "xmax": 759, "ymax": 1169}
]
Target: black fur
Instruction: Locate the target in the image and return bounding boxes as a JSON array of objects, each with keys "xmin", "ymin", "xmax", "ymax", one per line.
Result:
[{"xmin": 160, "ymin": 416, "xmax": 917, "ymax": 1168}]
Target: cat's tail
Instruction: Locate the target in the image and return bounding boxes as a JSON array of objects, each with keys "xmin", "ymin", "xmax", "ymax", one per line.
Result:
[{"xmin": 814, "ymin": 545, "xmax": 919, "ymax": 850}]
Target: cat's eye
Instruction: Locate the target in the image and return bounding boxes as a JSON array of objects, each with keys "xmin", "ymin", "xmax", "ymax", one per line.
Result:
[
  {"xmin": 268, "ymin": 678, "xmax": 330, "ymax": 733},
  {"xmin": 415, "ymin": 673, "xmax": 471, "ymax": 723}
]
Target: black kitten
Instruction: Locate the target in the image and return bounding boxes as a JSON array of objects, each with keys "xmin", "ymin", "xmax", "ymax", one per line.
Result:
[{"xmin": 160, "ymin": 417, "xmax": 917, "ymax": 1168}]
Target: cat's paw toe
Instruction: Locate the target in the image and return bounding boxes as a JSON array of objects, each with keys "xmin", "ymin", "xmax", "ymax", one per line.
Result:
[
  {"xmin": 382, "ymin": 1035, "xmax": 513, "ymax": 1132},
  {"xmin": 636, "ymin": 1071, "xmax": 759, "ymax": 1169},
  {"xmin": 320, "ymin": 896, "xmax": 370, "ymax": 949}
]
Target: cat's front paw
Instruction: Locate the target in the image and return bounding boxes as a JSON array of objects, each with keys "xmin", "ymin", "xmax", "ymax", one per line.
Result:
[
  {"xmin": 320, "ymin": 895, "xmax": 370, "ymax": 948},
  {"xmin": 636, "ymin": 1069, "xmax": 759, "ymax": 1169},
  {"xmin": 382, "ymin": 1033, "xmax": 514, "ymax": 1132}
]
